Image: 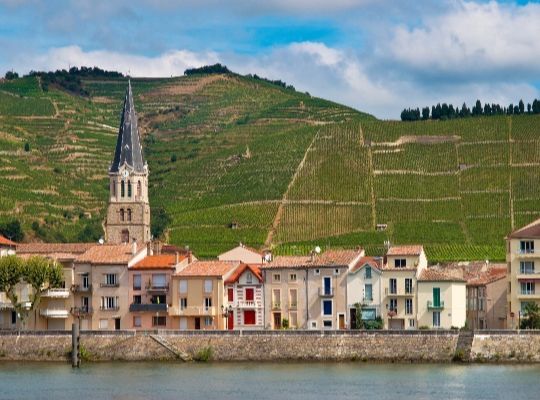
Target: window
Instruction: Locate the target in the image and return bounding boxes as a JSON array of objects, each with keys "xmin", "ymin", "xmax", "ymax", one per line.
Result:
[
  {"xmin": 409, "ymin": 319, "xmax": 415, "ymax": 328},
  {"xmin": 151, "ymin": 295, "xmax": 166, "ymax": 304},
  {"xmin": 137, "ymin": 181, "xmax": 142, "ymax": 197},
  {"xmin": 179, "ymin": 280, "xmax": 188, "ymax": 294},
  {"xmin": 389, "ymin": 278, "xmax": 397, "ymax": 294},
  {"xmin": 246, "ymin": 272, "xmax": 253, "ymax": 284},
  {"xmin": 99, "ymin": 319, "xmax": 108, "ymax": 329},
  {"xmin": 322, "ymin": 299, "xmax": 332, "ymax": 316},
  {"xmin": 395, "ymin": 259, "xmax": 407, "ymax": 268},
  {"xmin": 133, "ymin": 316, "xmax": 142, "ymax": 328},
  {"xmin": 433, "ymin": 287, "xmax": 441, "ymax": 307},
  {"xmin": 315, "ymin": 269, "xmax": 320, "ymax": 275},
  {"xmin": 133, "ymin": 295, "xmax": 141, "ymax": 304},
  {"xmin": 104, "ymin": 274, "xmax": 118, "ymax": 287},
  {"xmin": 405, "ymin": 298, "xmax": 413, "ymax": 315},
  {"xmin": 389, "ymin": 299, "xmax": 397, "ymax": 312},
  {"xmin": 133, "ymin": 274, "xmax": 141, "ymax": 290},
  {"xmin": 289, "ymin": 289, "xmax": 298, "ymax": 307},
  {"xmin": 204, "ymin": 279, "xmax": 212, "ymax": 293},
  {"xmin": 11, "ymin": 311, "xmax": 16, "ymax": 325},
  {"xmin": 101, "ymin": 296, "xmax": 118, "ymax": 310},
  {"xmin": 272, "ymin": 289, "xmax": 281, "ymax": 308},
  {"xmin": 520, "ymin": 261, "xmax": 535, "ymax": 274},
  {"xmin": 520, "ymin": 240, "xmax": 535, "ymax": 254},
  {"xmin": 405, "ymin": 278, "xmax": 413, "ymax": 294},
  {"xmin": 322, "ymin": 276, "xmax": 332, "ymax": 296},
  {"xmin": 273, "ymin": 273, "xmax": 281, "ymax": 282},
  {"xmin": 120, "ymin": 208, "xmax": 125, "ymax": 222},
  {"xmin": 323, "ymin": 320, "xmax": 332, "ymax": 328},
  {"xmin": 245, "ymin": 288, "xmax": 254, "ymax": 301},
  {"xmin": 152, "ymin": 316, "xmax": 166, "ymax": 327},
  {"xmin": 204, "ymin": 297, "xmax": 212, "ymax": 310},
  {"xmin": 364, "ymin": 284, "xmax": 373, "ymax": 301},
  {"xmin": 112, "ymin": 181, "xmax": 116, "ymax": 197},
  {"xmin": 311, "ymin": 321, "xmax": 317, "ymax": 329},
  {"xmin": 227, "ymin": 287, "xmax": 234, "ymax": 302},
  {"xmin": 180, "ymin": 298, "xmax": 187, "ymax": 310},
  {"xmin": 121, "ymin": 229, "xmax": 129, "ymax": 243},
  {"xmin": 365, "ymin": 266, "xmax": 372, "ymax": 279},
  {"xmin": 127, "ymin": 209, "xmax": 132, "ymax": 222},
  {"xmin": 289, "ymin": 273, "xmax": 297, "ymax": 282},
  {"xmin": 127, "ymin": 180, "xmax": 132, "ymax": 197},
  {"xmin": 433, "ymin": 311, "xmax": 441, "ymax": 327},
  {"xmin": 121, "ymin": 181, "xmax": 125, "ymax": 197},
  {"xmin": 334, "ymin": 268, "xmax": 339, "ymax": 276},
  {"xmin": 521, "ymin": 282, "xmax": 535, "ymax": 295},
  {"xmin": 289, "ymin": 312, "xmax": 298, "ymax": 328},
  {"xmin": 204, "ymin": 316, "xmax": 213, "ymax": 326},
  {"xmin": 152, "ymin": 274, "xmax": 167, "ymax": 288},
  {"xmin": 82, "ymin": 273, "xmax": 90, "ymax": 289}
]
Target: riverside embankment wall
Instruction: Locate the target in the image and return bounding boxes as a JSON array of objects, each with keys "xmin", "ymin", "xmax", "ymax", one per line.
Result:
[{"xmin": 0, "ymin": 330, "xmax": 539, "ymax": 362}]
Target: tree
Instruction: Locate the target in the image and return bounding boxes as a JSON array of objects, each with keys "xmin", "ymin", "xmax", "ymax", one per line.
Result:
[
  {"xmin": 0, "ymin": 219, "xmax": 24, "ymax": 242},
  {"xmin": 0, "ymin": 255, "xmax": 63, "ymax": 330},
  {"xmin": 520, "ymin": 302, "xmax": 540, "ymax": 329},
  {"xmin": 353, "ymin": 302, "xmax": 363, "ymax": 329},
  {"xmin": 519, "ymin": 99, "xmax": 525, "ymax": 115},
  {"xmin": 151, "ymin": 207, "xmax": 172, "ymax": 239},
  {"xmin": 421, "ymin": 107, "xmax": 430, "ymax": 120},
  {"xmin": 4, "ymin": 71, "xmax": 18, "ymax": 80}
]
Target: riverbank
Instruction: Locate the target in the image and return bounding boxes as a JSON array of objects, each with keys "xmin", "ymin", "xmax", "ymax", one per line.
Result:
[{"xmin": 0, "ymin": 330, "xmax": 539, "ymax": 363}]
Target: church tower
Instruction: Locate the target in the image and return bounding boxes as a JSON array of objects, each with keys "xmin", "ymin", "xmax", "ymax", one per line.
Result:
[{"xmin": 105, "ymin": 81, "xmax": 151, "ymax": 244}]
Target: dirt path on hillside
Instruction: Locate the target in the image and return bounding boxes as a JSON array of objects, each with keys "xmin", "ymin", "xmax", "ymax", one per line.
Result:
[{"xmin": 144, "ymin": 75, "xmax": 228, "ymax": 97}]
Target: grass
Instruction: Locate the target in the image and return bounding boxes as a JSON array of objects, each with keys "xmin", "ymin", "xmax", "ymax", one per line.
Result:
[{"xmin": 1, "ymin": 72, "xmax": 538, "ymax": 261}]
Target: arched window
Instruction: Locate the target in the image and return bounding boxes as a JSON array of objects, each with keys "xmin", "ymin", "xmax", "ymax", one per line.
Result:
[
  {"xmin": 128, "ymin": 180, "xmax": 132, "ymax": 197},
  {"xmin": 137, "ymin": 181, "xmax": 142, "ymax": 198},
  {"xmin": 121, "ymin": 181, "xmax": 125, "ymax": 197},
  {"xmin": 127, "ymin": 209, "xmax": 132, "ymax": 222},
  {"xmin": 120, "ymin": 208, "xmax": 125, "ymax": 222},
  {"xmin": 121, "ymin": 229, "xmax": 129, "ymax": 243},
  {"xmin": 111, "ymin": 181, "xmax": 116, "ymax": 197}
]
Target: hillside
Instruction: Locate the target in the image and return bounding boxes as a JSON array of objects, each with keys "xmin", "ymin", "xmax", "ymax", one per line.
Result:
[{"xmin": 1, "ymin": 73, "xmax": 538, "ymax": 261}]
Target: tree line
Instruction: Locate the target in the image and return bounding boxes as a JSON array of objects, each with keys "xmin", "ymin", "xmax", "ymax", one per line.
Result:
[{"xmin": 401, "ymin": 99, "xmax": 540, "ymax": 121}]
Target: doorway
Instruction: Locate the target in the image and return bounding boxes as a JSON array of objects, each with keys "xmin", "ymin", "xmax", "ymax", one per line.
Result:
[
  {"xmin": 195, "ymin": 317, "xmax": 201, "ymax": 330},
  {"xmin": 115, "ymin": 318, "xmax": 121, "ymax": 330},
  {"xmin": 338, "ymin": 314, "xmax": 345, "ymax": 329},
  {"xmin": 350, "ymin": 308, "xmax": 357, "ymax": 329},
  {"xmin": 273, "ymin": 312, "xmax": 281, "ymax": 329},
  {"xmin": 228, "ymin": 312, "xmax": 234, "ymax": 330}
]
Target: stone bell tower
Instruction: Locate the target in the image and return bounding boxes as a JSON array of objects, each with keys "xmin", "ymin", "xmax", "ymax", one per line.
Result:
[{"xmin": 105, "ymin": 80, "xmax": 151, "ymax": 244}]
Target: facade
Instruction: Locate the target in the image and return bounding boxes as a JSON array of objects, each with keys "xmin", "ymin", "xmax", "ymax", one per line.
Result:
[
  {"xmin": 218, "ymin": 244, "xmax": 264, "ymax": 264},
  {"xmin": 225, "ymin": 264, "xmax": 264, "ymax": 330},
  {"xmin": 381, "ymin": 245, "xmax": 428, "ymax": 330},
  {"xmin": 105, "ymin": 81, "xmax": 151, "ymax": 245},
  {"xmin": 170, "ymin": 261, "xmax": 240, "ymax": 330},
  {"xmin": 0, "ymin": 235, "xmax": 16, "ymax": 257},
  {"xmin": 347, "ymin": 257, "xmax": 383, "ymax": 327},
  {"xmin": 262, "ymin": 249, "xmax": 364, "ymax": 330}
]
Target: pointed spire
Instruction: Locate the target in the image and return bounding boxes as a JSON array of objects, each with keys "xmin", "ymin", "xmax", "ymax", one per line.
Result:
[{"xmin": 110, "ymin": 80, "xmax": 146, "ymax": 173}]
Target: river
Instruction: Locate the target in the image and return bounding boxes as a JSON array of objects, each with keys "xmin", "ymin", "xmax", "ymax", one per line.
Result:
[{"xmin": 0, "ymin": 362, "xmax": 539, "ymax": 400}]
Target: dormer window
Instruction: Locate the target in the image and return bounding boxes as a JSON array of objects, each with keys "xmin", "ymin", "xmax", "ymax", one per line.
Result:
[
  {"xmin": 395, "ymin": 259, "xmax": 407, "ymax": 268},
  {"xmin": 246, "ymin": 272, "xmax": 253, "ymax": 284}
]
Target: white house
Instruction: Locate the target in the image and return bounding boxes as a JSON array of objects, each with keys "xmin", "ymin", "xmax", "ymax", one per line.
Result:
[{"xmin": 347, "ymin": 256, "xmax": 383, "ymax": 327}]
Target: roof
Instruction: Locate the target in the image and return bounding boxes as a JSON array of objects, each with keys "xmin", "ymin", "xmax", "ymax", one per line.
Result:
[
  {"xmin": 219, "ymin": 244, "xmax": 262, "ymax": 257},
  {"xmin": 17, "ymin": 243, "xmax": 94, "ymax": 256},
  {"xmin": 0, "ymin": 235, "xmax": 16, "ymax": 247},
  {"xmin": 131, "ymin": 254, "xmax": 183, "ymax": 270},
  {"xmin": 109, "ymin": 81, "xmax": 146, "ymax": 173},
  {"xmin": 418, "ymin": 266, "xmax": 466, "ymax": 282},
  {"xmin": 225, "ymin": 264, "xmax": 263, "ymax": 284},
  {"xmin": 437, "ymin": 261, "xmax": 507, "ymax": 286},
  {"xmin": 507, "ymin": 218, "xmax": 540, "ymax": 239},
  {"xmin": 176, "ymin": 260, "xmax": 240, "ymax": 277},
  {"xmin": 76, "ymin": 244, "xmax": 140, "ymax": 265},
  {"xmin": 387, "ymin": 245, "xmax": 424, "ymax": 256},
  {"xmin": 262, "ymin": 249, "xmax": 363, "ymax": 269},
  {"xmin": 350, "ymin": 257, "xmax": 382, "ymax": 274}
]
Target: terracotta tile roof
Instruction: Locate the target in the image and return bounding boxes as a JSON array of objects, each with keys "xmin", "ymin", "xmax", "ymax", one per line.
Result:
[
  {"xmin": 176, "ymin": 260, "xmax": 240, "ymax": 277},
  {"xmin": 0, "ymin": 235, "xmax": 16, "ymax": 246},
  {"xmin": 76, "ymin": 244, "xmax": 141, "ymax": 265},
  {"xmin": 387, "ymin": 245, "xmax": 424, "ymax": 256},
  {"xmin": 437, "ymin": 261, "xmax": 507, "ymax": 286},
  {"xmin": 225, "ymin": 264, "xmax": 263, "ymax": 284},
  {"xmin": 131, "ymin": 254, "xmax": 183, "ymax": 270},
  {"xmin": 507, "ymin": 218, "xmax": 540, "ymax": 239},
  {"xmin": 262, "ymin": 249, "xmax": 363, "ymax": 269},
  {"xmin": 17, "ymin": 242, "xmax": 95, "ymax": 255},
  {"xmin": 418, "ymin": 266, "xmax": 466, "ymax": 282},
  {"xmin": 350, "ymin": 257, "xmax": 382, "ymax": 274}
]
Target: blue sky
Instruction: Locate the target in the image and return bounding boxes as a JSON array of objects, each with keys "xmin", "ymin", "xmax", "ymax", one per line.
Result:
[{"xmin": 1, "ymin": 0, "xmax": 540, "ymax": 118}]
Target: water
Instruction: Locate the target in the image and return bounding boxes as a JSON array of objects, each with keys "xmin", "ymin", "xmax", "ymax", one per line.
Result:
[{"xmin": 0, "ymin": 362, "xmax": 539, "ymax": 400}]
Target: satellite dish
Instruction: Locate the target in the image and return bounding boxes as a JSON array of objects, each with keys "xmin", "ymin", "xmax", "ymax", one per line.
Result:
[
  {"xmin": 98, "ymin": 238, "xmax": 104, "ymax": 245},
  {"xmin": 264, "ymin": 253, "xmax": 272, "ymax": 262},
  {"xmin": 314, "ymin": 246, "xmax": 321, "ymax": 254}
]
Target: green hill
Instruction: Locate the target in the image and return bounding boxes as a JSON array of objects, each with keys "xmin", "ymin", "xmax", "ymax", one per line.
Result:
[{"xmin": 1, "ymin": 72, "xmax": 538, "ymax": 262}]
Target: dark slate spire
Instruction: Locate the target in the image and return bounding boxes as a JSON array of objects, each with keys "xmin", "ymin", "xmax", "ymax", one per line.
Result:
[{"xmin": 110, "ymin": 80, "xmax": 146, "ymax": 173}]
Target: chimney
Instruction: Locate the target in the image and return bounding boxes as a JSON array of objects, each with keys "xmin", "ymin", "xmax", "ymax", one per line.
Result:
[
  {"xmin": 188, "ymin": 250, "xmax": 193, "ymax": 264},
  {"xmin": 132, "ymin": 240, "xmax": 137, "ymax": 256},
  {"xmin": 147, "ymin": 242, "xmax": 153, "ymax": 256},
  {"xmin": 175, "ymin": 252, "xmax": 179, "ymax": 265}
]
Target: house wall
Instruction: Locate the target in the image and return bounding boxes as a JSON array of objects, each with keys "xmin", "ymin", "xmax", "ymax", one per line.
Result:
[
  {"xmin": 306, "ymin": 267, "xmax": 348, "ymax": 330},
  {"xmin": 417, "ymin": 281, "xmax": 466, "ymax": 329},
  {"xmin": 381, "ymin": 269, "xmax": 417, "ymax": 329},
  {"xmin": 218, "ymin": 247, "xmax": 262, "ymax": 264},
  {"xmin": 90, "ymin": 264, "xmax": 130, "ymax": 330},
  {"xmin": 486, "ymin": 278, "xmax": 507, "ymax": 329},
  {"xmin": 347, "ymin": 267, "xmax": 383, "ymax": 320},
  {"xmin": 226, "ymin": 270, "xmax": 264, "ymax": 329}
]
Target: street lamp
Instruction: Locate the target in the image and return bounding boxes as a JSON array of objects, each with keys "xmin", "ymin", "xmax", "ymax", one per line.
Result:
[{"xmin": 221, "ymin": 305, "xmax": 233, "ymax": 330}]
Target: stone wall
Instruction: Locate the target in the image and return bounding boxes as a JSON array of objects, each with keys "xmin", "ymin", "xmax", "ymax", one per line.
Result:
[{"xmin": 471, "ymin": 331, "xmax": 540, "ymax": 362}]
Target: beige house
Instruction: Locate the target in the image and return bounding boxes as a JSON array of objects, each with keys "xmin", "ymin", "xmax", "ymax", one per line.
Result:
[
  {"xmin": 347, "ymin": 257, "xmax": 383, "ymax": 327},
  {"xmin": 506, "ymin": 218, "xmax": 540, "ymax": 326},
  {"xmin": 416, "ymin": 266, "xmax": 466, "ymax": 329},
  {"xmin": 218, "ymin": 244, "xmax": 265, "ymax": 264},
  {"xmin": 0, "ymin": 235, "xmax": 16, "ymax": 257},
  {"xmin": 381, "ymin": 245, "xmax": 427, "ymax": 329},
  {"xmin": 262, "ymin": 249, "xmax": 364, "ymax": 330},
  {"xmin": 225, "ymin": 264, "xmax": 264, "ymax": 329},
  {"xmin": 170, "ymin": 261, "xmax": 240, "ymax": 330}
]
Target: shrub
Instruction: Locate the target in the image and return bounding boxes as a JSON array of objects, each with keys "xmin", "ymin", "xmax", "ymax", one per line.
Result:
[
  {"xmin": 452, "ymin": 349, "xmax": 465, "ymax": 362},
  {"xmin": 194, "ymin": 346, "xmax": 213, "ymax": 362},
  {"xmin": 24, "ymin": 142, "xmax": 30, "ymax": 152},
  {"xmin": 282, "ymin": 318, "xmax": 289, "ymax": 329}
]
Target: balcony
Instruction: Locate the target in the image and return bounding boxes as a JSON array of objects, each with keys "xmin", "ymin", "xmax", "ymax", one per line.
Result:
[
  {"xmin": 71, "ymin": 306, "xmax": 93, "ymax": 316},
  {"xmin": 71, "ymin": 284, "xmax": 92, "ymax": 293},
  {"xmin": 363, "ymin": 297, "xmax": 374, "ymax": 304},
  {"xmin": 145, "ymin": 284, "xmax": 169, "ymax": 293},
  {"xmin": 517, "ymin": 271, "xmax": 540, "ymax": 280},
  {"xmin": 516, "ymin": 250, "xmax": 537, "ymax": 259},
  {"xmin": 100, "ymin": 283, "xmax": 119, "ymax": 288},
  {"xmin": 236, "ymin": 300, "xmax": 262, "ymax": 309},
  {"xmin": 517, "ymin": 291, "xmax": 540, "ymax": 300},
  {"xmin": 42, "ymin": 288, "xmax": 70, "ymax": 298},
  {"xmin": 288, "ymin": 302, "xmax": 298, "ymax": 310},
  {"xmin": 40, "ymin": 308, "xmax": 69, "ymax": 318},
  {"xmin": 0, "ymin": 301, "xmax": 13, "ymax": 310},
  {"xmin": 427, "ymin": 300, "xmax": 445, "ymax": 310},
  {"xmin": 169, "ymin": 306, "xmax": 216, "ymax": 316},
  {"xmin": 385, "ymin": 288, "xmax": 414, "ymax": 297},
  {"xmin": 271, "ymin": 302, "xmax": 281, "ymax": 310},
  {"xmin": 100, "ymin": 306, "xmax": 120, "ymax": 311},
  {"xmin": 318, "ymin": 287, "xmax": 334, "ymax": 297},
  {"xmin": 129, "ymin": 303, "xmax": 168, "ymax": 312}
]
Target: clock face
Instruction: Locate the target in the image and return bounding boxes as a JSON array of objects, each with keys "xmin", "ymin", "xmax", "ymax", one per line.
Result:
[{"xmin": 122, "ymin": 170, "xmax": 129, "ymax": 178}]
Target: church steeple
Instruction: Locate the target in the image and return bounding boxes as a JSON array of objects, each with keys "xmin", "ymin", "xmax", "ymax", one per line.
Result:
[
  {"xmin": 110, "ymin": 80, "xmax": 146, "ymax": 173},
  {"xmin": 105, "ymin": 80, "xmax": 151, "ymax": 245}
]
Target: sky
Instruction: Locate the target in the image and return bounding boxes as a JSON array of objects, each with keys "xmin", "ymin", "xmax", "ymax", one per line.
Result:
[{"xmin": 1, "ymin": 0, "xmax": 540, "ymax": 119}]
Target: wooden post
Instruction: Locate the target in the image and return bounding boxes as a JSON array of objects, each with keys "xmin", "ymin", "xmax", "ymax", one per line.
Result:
[{"xmin": 72, "ymin": 322, "xmax": 80, "ymax": 368}]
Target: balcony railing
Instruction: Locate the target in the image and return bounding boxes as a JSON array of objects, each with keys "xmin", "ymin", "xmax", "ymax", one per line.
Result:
[
  {"xmin": 289, "ymin": 302, "xmax": 298, "ymax": 310},
  {"xmin": 427, "ymin": 300, "xmax": 445, "ymax": 310},
  {"xmin": 100, "ymin": 283, "xmax": 119, "ymax": 288},
  {"xmin": 145, "ymin": 284, "xmax": 169, "ymax": 292},
  {"xmin": 272, "ymin": 302, "xmax": 281, "ymax": 310},
  {"xmin": 100, "ymin": 306, "xmax": 120, "ymax": 311},
  {"xmin": 129, "ymin": 303, "xmax": 168, "ymax": 312},
  {"xmin": 236, "ymin": 300, "xmax": 262, "ymax": 308},
  {"xmin": 71, "ymin": 284, "xmax": 92, "ymax": 293},
  {"xmin": 318, "ymin": 287, "xmax": 334, "ymax": 297},
  {"xmin": 385, "ymin": 288, "xmax": 414, "ymax": 296},
  {"xmin": 42, "ymin": 288, "xmax": 70, "ymax": 298},
  {"xmin": 71, "ymin": 306, "xmax": 93, "ymax": 316},
  {"xmin": 169, "ymin": 306, "xmax": 216, "ymax": 316},
  {"xmin": 40, "ymin": 308, "xmax": 69, "ymax": 318}
]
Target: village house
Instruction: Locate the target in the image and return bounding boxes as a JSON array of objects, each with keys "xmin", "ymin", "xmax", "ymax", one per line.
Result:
[
  {"xmin": 0, "ymin": 235, "xmax": 16, "ymax": 257},
  {"xmin": 225, "ymin": 263, "xmax": 264, "ymax": 329},
  {"xmin": 217, "ymin": 244, "xmax": 266, "ymax": 265},
  {"xmin": 170, "ymin": 260, "xmax": 240, "ymax": 330},
  {"xmin": 261, "ymin": 249, "xmax": 364, "ymax": 330},
  {"xmin": 347, "ymin": 256, "xmax": 383, "ymax": 327}
]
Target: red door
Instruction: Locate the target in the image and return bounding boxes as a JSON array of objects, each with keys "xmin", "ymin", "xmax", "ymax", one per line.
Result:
[
  {"xmin": 228, "ymin": 312, "xmax": 234, "ymax": 330},
  {"xmin": 244, "ymin": 310, "xmax": 256, "ymax": 325},
  {"xmin": 245, "ymin": 288, "xmax": 254, "ymax": 301}
]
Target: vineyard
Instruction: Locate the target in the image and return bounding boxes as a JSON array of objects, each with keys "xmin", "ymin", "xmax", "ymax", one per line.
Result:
[{"xmin": 1, "ymin": 72, "xmax": 539, "ymax": 262}]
